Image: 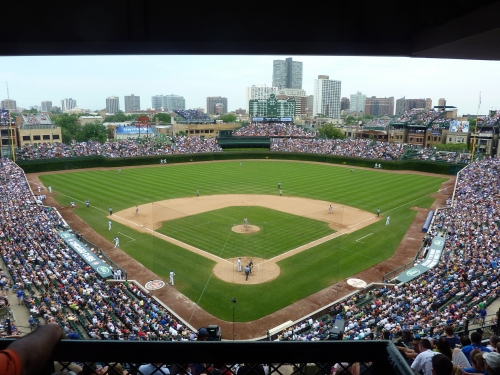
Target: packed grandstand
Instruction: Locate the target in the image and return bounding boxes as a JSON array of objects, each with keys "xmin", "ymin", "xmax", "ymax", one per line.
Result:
[{"xmin": 1, "ymin": 151, "xmax": 500, "ymax": 342}]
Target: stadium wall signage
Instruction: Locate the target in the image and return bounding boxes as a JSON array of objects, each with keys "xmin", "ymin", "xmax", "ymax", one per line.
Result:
[
  {"xmin": 58, "ymin": 231, "xmax": 114, "ymax": 278},
  {"xmin": 396, "ymin": 235, "xmax": 446, "ymax": 283}
]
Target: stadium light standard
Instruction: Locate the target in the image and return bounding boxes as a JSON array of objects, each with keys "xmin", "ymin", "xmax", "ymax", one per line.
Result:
[{"xmin": 231, "ymin": 297, "xmax": 236, "ymax": 341}]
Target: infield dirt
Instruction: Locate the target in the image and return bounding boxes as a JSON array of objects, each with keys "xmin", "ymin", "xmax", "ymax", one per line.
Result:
[{"xmin": 27, "ymin": 161, "xmax": 455, "ymax": 339}]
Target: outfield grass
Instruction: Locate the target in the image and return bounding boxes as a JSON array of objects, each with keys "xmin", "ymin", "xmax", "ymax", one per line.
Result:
[
  {"xmin": 155, "ymin": 206, "xmax": 334, "ymax": 259},
  {"xmin": 39, "ymin": 161, "xmax": 447, "ymax": 321}
]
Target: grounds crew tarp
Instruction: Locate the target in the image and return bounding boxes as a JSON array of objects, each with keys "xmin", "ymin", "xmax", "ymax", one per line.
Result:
[
  {"xmin": 396, "ymin": 235, "xmax": 446, "ymax": 283},
  {"xmin": 58, "ymin": 231, "xmax": 114, "ymax": 279}
]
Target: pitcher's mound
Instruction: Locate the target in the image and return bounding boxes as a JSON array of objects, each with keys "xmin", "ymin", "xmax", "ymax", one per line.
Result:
[
  {"xmin": 213, "ymin": 257, "xmax": 280, "ymax": 284},
  {"xmin": 232, "ymin": 225, "xmax": 260, "ymax": 234}
]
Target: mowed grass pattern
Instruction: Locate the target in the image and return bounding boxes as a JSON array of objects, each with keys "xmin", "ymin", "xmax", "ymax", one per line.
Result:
[
  {"xmin": 39, "ymin": 161, "xmax": 447, "ymax": 321},
  {"xmin": 156, "ymin": 206, "xmax": 334, "ymax": 259}
]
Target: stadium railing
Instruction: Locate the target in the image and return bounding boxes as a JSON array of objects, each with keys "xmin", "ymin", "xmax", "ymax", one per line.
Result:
[{"xmin": 0, "ymin": 340, "xmax": 414, "ymax": 375}]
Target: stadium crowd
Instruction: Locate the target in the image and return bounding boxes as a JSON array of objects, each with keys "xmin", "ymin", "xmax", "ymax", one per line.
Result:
[
  {"xmin": 232, "ymin": 122, "xmax": 316, "ymax": 137},
  {"xmin": 16, "ymin": 136, "xmax": 222, "ymax": 160},
  {"xmin": 271, "ymin": 138, "xmax": 406, "ymax": 160},
  {"xmin": 0, "ymin": 158, "xmax": 195, "ymax": 341},
  {"xmin": 174, "ymin": 109, "xmax": 213, "ymax": 122},
  {"xmin": 275, "ymin": 157, "xmax": 500, "ymax": 344}
]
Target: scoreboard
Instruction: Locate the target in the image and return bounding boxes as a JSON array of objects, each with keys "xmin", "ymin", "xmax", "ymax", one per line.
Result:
[{"xmin": 249, "ymin": 94, "xmax": 296, "ymax": 118}]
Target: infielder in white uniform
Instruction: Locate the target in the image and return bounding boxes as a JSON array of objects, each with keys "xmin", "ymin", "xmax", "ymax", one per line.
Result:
[
  {"xmin": 329, "ymin": 205, "xmax": 333, "ymax": 214},
  {"xmin": 170, "ymin": 270, "xmax": 175, "ymax": 285},
  {"xmin": 386, "ymin": 216, "xmax": 390, "ymax": 225},
  {"xmin": 243, "ymin": 217, "xmax": 248, "ymax": 227},
  {"xmin": 237, "ymin": 258, "xmax": 242, "ymax": 272},
  {"xmin": 114, "ymin": 236, "xmax": 119, "ymax": 248},
  {"xmin": 108, "ymin": 221, "xmax": 112, "ymax": 230}
]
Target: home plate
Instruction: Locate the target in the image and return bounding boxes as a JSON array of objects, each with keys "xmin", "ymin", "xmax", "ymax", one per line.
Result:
[{"xmin": 347, "ymin": 278, "xmax": 367, "ymax": 288}]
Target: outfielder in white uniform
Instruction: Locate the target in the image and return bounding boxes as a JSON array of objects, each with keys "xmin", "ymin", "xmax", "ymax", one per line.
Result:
[
  {"xmin": 170, "ymin": 270, "xmax": 175, "ymax": 285},
  {"xmin": 386, "ymin": 216, "xmax": 390, "ymax": 225}
]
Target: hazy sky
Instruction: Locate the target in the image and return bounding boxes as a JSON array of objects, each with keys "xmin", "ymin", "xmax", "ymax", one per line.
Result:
[{"xmin": 1, "ymin": 55, "xmax": 498, "ymax": 115}]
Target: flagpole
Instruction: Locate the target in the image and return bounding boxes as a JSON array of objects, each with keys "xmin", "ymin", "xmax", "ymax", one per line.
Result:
[
  {"xmin": 470, "ymin": 91, "xmax": 480, "ymax": 163},
  {"xmin": 6, "ymin": 83, "xmax": 16, "ymax": 162}
]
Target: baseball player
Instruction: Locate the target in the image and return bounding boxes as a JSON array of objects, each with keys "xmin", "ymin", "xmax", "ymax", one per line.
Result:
[
  {"xmin": 48, "ymin": 186, "xmax": 52, "ymax": 193},
  {"xmin": 278, "ymin": 182, "xmax": 281, "ymax": 189},
  {"xmin": 237, "ymin": 257, "xmax": 242, "ymax": 272},
  {"xmin": 108, "ymin": 220, "xmax": 112, "ymax": 230},
  {"xmin": 243, "ymin": 217, "xmax": 248, "ymax": 227},
  {"xmin": 70, "ymin": 201, "xmax": 75, "ymax": 208},
  {"xmin": 135, "ymin": 206, "xmax": 139, "ymax": 215},
  {"xmin": 329, "ymin": 205, "xmax": 333, "ymax": 214},
  {"xmin": 377, "ymin": 208, "xmax": 380, "ymax": 217},
  {"xmin": 279, "ymin": 189, "xmax": 283, "ymax": 196},
  {"xmin": 118, "ymin": 168, "xmax": 121, "ymax": 174},
  {"xmin": 170, "ymin": 270, "xmax": 175, "ymax": 285},
  {"xmin": 386, "ymin": 216, "xmax": 390, "ymax": 225},
  {"xmin": 114, "ymin": 236, "xmax": 119, "ymax": 248},
  {"xmin": 196, "ymin": 190, "xmax": 199, "ymax": 197},
  {"xmin": 37, "ymin": 186, "xmax": 41, "ymax": 193},
  {"xmin": 109, "ymin": 207, "xmax": 113, "ymax": 215},
  {"xmin": 85, "ymin": 199, "xmax": 90, "ymax": 208}
]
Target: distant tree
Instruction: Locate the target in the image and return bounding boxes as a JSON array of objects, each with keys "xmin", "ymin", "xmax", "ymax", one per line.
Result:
[
  {"xmin": 152, "ymin": 113, "xmax": 171, "ymax": 123},
  {"xmin": 318, "ymin": 123, "xmax": 345, "ymax": 139},
  {"xmin": 55, "ymin": 113, "xmax": 80, "ymax": 143},
  {"xmin": 344, "ymin": 115, "xmax": 356, "ymax": 125},
  {"xmin": 467, "ymin": 117, "xmax": 477, "ymax": 132},
  {"xmin": 76, "ymin": 122, "xmax": 108, "ymax": 142},
  {"xmin": 104, "ymin": 111, "xmax": 139, "ymax": 123},
  {"xmin": 219, "ymin": 113, "xmax": 237, "ymax": 123},
  {"xmin": 362, "ymin": 114, "xmax": 374, "ymax": 120},
  {"xmin": 23, "ymin": 108, "xmax": 38, "ymax": 114}
]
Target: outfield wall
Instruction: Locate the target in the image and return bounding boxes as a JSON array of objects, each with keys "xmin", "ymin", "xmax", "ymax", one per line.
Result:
[{"xmin": 16, "ymin": 151, "xmax": 464, "ymax": 175}]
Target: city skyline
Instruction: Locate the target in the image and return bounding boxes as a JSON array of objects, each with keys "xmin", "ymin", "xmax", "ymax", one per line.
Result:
[{"xmin": 0, "ymin": 55, "xmax": 498, "ymax": 115}]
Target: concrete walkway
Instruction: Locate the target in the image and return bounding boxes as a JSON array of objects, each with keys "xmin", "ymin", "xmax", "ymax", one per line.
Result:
[{"xmin": 1, "ymin": 262, "xmax": 33, "ymax": 336}]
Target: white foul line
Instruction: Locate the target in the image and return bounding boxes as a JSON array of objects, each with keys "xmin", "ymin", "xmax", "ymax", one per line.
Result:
[
  {"xmin": 118, "ymin": 232, "xmax": 135, "ymax": 241},
  {"xmin": 356, "ymin": 233, "xmax": 373, "ymax": 243}
]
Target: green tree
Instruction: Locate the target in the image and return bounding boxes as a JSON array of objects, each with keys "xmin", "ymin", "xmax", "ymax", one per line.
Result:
[
  {"xmin": 55, "ymin": 113, "xmax": 80, "ymax": 143},
  {"xmin": 362, "ymin": 114, "xmax": 374, "ymax": 120},
  {"xmin": 467, "ymin": 117, "xmax": 477, "ymax": 132},
  {"xmin": 318, "ymin": 124, "xmax": 345, "ymax": 139},
  {"xmin": 23, "ymin": 108, "xmax": 38, "ymax": 114},
  {"xmin": 316, "ymin": 113, "xmax": 327, "ymax": 118},
  {"xmin": 76, "ymin": 122, "xmax": 108, "ymax": 142},
  {"xmin": 152, "ymin": 113, "xmax": 171, "ymax": 123},
  {"xmin": 219, "ymin": 113, "xmax": 237, "ymax": 123},
  {"xmin": 344, "ymin": 115, "xmax": 356, "ymax": 125},
  {"xmin": 104, "ymin": 111, "xmax": 140, "ymax": 123}
]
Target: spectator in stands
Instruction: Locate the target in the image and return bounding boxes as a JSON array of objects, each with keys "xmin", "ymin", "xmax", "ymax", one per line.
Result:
[
  {"xmin": 430, "ymin": 354, "xmax": 454, "ymax": 375},
  {"xmin": 462, "ymin": 332, "xmax": 491, "ymax": 364},
  {"xmin": 411, "ymin": 339, "xmax": 436, "ymax": 375},
  {"xmin": 443, "ymin": 326, "xmax": 460, "ymax": 349}
]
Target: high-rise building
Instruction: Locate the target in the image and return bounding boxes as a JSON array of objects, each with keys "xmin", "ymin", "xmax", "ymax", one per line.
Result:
[
  {"xmin": 395, "ymin": 98, "xmax": 427, "ymax": 115},
  {"xmin": 425, "ymin": 98, "xmax": 432, "ymax": 110},
  {"xmin": 313, "ymin": 75, "xmax": 341, "ymax": 118},
  {"xmin": 151, "ymin": 95, "xmax": 166, "ymax": 110},
  {"xmin": 350, "ymin": 91, "xmax": 366, "ymax": 113},
  {"xmin": 106, "ymin": 96, "xmax": 120, "ymax": 114},
  {"xmin": 61, "ymin": 98, "xmax": 77, "ymax": 112},
  {"xmin": 165, "ymin": 95, "xmax": 185, "ymax": 111},
  {"xmin": 272, "ymin": 58, "xmax": 303, "ymax": 89},
  {"xmin": 364, "ymin": 97, "xmax": 395, "ymax": 116},
  {"xmin": 307, "ymin": 95, "xmax": 314, "ymax": 113},
  {"xmin": 124, "ymin": 94, "xmax": 140, "ymax": 113},
  {"xmin": 1, "ymin": 99, "xmax": 17, "ymax": 111},
  {"xmin": 341, "ymin": 97, "xmax": 350, "ymax": 111},
  {"xmin": 41, "ymin": 100, "xmax": 52, "ymax": 112},
  {"xmin": 438, "ymin": 98, "xmax": 446, "ymax": 107},
  {"xmin": 206, "ymin": 96, "xmax": 228, "ymax": 115},
  {"xmin": 246, "ymin": 85, "xmax": 277, "ymax": 110}
]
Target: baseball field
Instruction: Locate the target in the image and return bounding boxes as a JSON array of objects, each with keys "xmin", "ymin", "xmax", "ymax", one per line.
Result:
[{"xmin": 37, "ymin": 160, "xmax": 447, "ymax": 322}]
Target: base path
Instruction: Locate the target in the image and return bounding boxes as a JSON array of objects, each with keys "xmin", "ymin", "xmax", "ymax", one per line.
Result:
[
  {"xmin": 111, "ymin": 194, "xmax": 379, "ymax": 284},
  {"xmin": 26, "ymin": 162, "xmax": 455, "ymax": 340}
]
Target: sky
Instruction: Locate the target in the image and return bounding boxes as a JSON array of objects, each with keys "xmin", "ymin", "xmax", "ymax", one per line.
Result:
[{"xmin": 0, "ymin": 55, "xmax": 499, "ymax": 116}]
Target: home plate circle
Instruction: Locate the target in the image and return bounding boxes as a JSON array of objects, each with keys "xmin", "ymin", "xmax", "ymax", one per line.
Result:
[
  {"xmin": 145, "ymin": 280, "xmax": 166, "ymax": 290},
  {"xmin": 347, "ymin": 278, "xmax": 367, "ymax": 288}
]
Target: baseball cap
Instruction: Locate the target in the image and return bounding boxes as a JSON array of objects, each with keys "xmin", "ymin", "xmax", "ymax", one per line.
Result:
[
  {"xmin": 483, "ymin": 352, "xmax": 500, "ymax": 370},
  {"xmin": 198, "ymin": 327, "xmax": 208, "ymax": 336}
]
